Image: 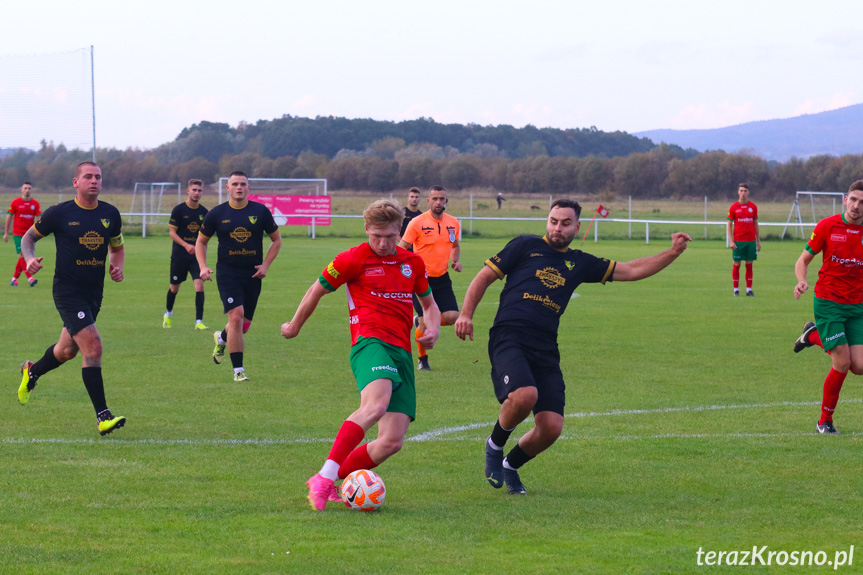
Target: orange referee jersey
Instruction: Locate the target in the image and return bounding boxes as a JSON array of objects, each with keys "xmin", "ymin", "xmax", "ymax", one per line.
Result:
[{"xmin": 402, "ymin": 211, "xmax": 461, "ymax": 277}]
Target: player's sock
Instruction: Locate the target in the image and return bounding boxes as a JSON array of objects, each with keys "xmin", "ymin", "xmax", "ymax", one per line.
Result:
[
  {"xmin": 229, "ymin": 352, "xmax": 243, "ymax": 370},
  {"xmin": 489, "ymin": 419, "xmax": 515, "ymax": 450},
  {"xmin": 82, "ymin": 367, "xmax": 108, "ymax": 414},
  {"xmin": 30, "ymin": 344, "xmax": 62, "ymax": 380},
  {"xmin": 219, "ymin": 327, "xmax": 228, "ymax": 345},
  {"xmin": 338, "ymin": 443, "xmax": 378, "ymax": 479},
  {"xmin": 13, "ymin": 257, "xmax": 25, "ymax": 279},
  {"xmin": 320, "ymin": 420, "xmax": 365, "ymax": 480},
  {"xmin": 732, "ymin": 265, "xmax": 740, "ymax": 290},
  {"xmin": 166, "ymin": 290, "xmax": 177, "ymax": 313},
  {"xmin": 808, "ymin": 328, "xmax": 823, "ymax": 349},
  {"xmin": 820, "ymin": 368, "xmax": 847, "ymax": 424},
  {"xmin": 415, "ymin": 328, "xmax": 427, "ymax": 357},
  {"xmin": 745, "ymin": 263, "xmax": 753, "ymax": 289},
  {"xmin": 195, "ymin": 291, "xmax": 205, "ymax": 321},
  {"xmin": 503, "ymin": 442, "xmax": 534, "ymax": 470}
]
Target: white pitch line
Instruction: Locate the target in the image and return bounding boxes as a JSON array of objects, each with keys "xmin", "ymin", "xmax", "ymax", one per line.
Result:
[{"xmin": 3, "ymin": 399, "xmax": 860, "ymax": 446}]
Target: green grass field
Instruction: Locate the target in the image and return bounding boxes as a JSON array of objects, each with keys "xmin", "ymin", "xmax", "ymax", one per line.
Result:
[{"xmin": 1, "ymin": 232, "xmax": 861, "ymax": 574}]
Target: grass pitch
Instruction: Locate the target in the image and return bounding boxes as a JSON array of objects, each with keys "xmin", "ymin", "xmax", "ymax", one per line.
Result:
[{"xmin": 1, "ymin": 233, "xmax": 861, "ymax": 574}]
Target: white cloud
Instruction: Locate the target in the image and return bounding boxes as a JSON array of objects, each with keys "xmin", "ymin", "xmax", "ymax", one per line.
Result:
[
  {"xmin": 669, "ymin": 101, "xmax": 756, "ymax": 129},
  {"xmin": 793, "ymin": 93, "xmax": 857, "ymax": 116}
]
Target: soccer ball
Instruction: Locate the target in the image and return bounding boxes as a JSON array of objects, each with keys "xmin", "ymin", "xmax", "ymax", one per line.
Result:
[{"xmin": 340, "ymin": 469, "xmax": 386, "ymax": 511}]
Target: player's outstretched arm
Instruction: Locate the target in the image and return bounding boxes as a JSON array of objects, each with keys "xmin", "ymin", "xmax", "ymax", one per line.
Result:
[
  {"xmin": 281, "ymin": 280, "xmax": 331, "ymax": 339},
  {"xmin": 195, "ymin": 234, "xmax": 213, "ymax": 281},
  {"xmin": 417, "ymin": 293, "xmax": 441, "ymax": 349},
  {"xmin": 613, "ymin": 232, "xmax": 692, "ymax": 282},
  {"xmin": 794, "ymin": 250, "xmax": 815, "ymax": 300},
  {"xmin": 21, "ymin": 227, "xmax": 44, "ymax": 275},
  {"xmin": 455, "ymin": 264, "xmax": 499, "ymax": 341}
]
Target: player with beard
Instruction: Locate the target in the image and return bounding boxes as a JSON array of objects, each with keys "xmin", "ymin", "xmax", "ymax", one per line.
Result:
[
  {"xmin": 455, "ymin": 199, "xmax": 691, "ymax": 494},
  {"xmin": 400, "ymin": 187, "xmax": 423, "ymax": 238},
  {"xmin": 399, "ymin": 185, "xmax": 462, "ymax": 371}
]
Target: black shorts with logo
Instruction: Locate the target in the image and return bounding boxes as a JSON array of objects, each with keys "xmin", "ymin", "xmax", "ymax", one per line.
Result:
[
  {"xmin": 488, "ymin": 325, "xmax": 565, "ymax": 416},
  {"xmin": 169, "ymin": 255, "xmax": 201, "ymax": 285},
  {"xmin": 413, "ymin": 272, "xmax": 458, "ymax": 316},
  {"xmin": 54, "ymin": 291, "xmax": 102, "ymax": 336},
  {"xmin": 216, "ymin": 266, "xmax": 262, "ymax": 320}
]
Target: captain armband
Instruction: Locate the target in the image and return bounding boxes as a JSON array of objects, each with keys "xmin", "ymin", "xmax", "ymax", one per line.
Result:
[{"xmin": 109, "ymin": 234, "xmax": 124, "ymax": 247}]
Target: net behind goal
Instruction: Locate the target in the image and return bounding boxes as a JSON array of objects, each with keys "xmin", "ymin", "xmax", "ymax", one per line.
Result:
[{"xmin": 783, "ymin": 191, "xmax": 845, "ymax": 239}]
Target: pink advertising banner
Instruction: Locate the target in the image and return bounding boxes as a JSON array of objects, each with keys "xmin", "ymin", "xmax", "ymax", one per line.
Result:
[{"xmin": 249, "ymin": 195, "xmax": 331, "ymax": 226}]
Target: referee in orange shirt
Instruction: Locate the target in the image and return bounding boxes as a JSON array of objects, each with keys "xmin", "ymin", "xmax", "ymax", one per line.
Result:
[{"xmin": 399, "ymin": 185, "xmax": 462, "ymax": 371}]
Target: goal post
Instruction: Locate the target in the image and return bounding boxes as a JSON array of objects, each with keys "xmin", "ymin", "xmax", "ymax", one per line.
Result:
[
  {"xmin": 129, "ymin": 182, "xmax": 182, "ymax": 237},
  {"xmin": 783, "ymin": 191, "xmax": 845, "ymax": 239},
  {"xmin": 216, "ymin": 178, "xmax": 329, "ymax": 238}
]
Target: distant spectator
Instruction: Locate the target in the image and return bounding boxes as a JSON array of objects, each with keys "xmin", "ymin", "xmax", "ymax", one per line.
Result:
[{"xmin": 497, "ymin": 192, "xmax": 506, "ymax": 210}]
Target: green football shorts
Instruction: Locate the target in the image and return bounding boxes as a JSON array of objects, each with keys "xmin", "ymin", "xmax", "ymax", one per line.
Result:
[
  {"xmin": 13, "ymin": 235, "xmax": 23, "ymax": 255},
  {"xmin": 732, "ymin": 241, "xmax": 757, "ymax": 262},
  {"xmin": 814, "ymin": 297, "xmax": 863, "ymax": 351},
  {"xmin": 349, "ymin": 336, "xmax": 416, "ymax": 421}
]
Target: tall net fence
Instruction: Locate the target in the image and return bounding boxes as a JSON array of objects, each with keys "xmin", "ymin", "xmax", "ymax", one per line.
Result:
[{"xmin": 0, "ymin": 47, "xmax": 94, "ymax": 154}]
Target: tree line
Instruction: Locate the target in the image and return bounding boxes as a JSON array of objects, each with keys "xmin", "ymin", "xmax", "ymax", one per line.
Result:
[{"xmin": 3, "ymin": 131, "xmax": 863, "ymax": 200}]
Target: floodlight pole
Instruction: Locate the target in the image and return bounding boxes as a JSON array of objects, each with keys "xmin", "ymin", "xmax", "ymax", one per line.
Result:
[{"xmin": 90, "ymin": 45, "xmax": 96, "ymax": 162}]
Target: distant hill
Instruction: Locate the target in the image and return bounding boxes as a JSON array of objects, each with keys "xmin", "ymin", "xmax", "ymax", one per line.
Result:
[{"xmin": 635, "ymin": 103, "xmax": 863, "ymax": 162}]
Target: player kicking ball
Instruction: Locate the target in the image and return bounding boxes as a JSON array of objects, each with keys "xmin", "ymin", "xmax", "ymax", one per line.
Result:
[{"xmin": 281, "ymin": 199, "xmax": 440, "ymax": 510}]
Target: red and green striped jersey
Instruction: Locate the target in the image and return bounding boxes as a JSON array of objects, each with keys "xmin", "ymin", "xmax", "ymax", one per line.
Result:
[
  {"xmin": 727, "ymin": 201, "xmax": 758, "ymax": 241},
  {"xmin": 319, "ymin": 242, "xmax": 431, "ymax": 352},
  {"xmin": 806, "ymin": 213, "xmax": 863, "ymax": 304}
]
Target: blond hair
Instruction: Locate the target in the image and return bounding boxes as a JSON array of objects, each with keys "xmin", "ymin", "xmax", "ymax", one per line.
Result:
[{"xmin": 364, "ymin": 199, "xmax": 403, "ymax": 229}]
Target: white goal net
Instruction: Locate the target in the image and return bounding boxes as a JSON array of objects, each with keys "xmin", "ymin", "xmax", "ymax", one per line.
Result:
[
  {"xmin": 130, "ymin": 182, "xmax": 182, "ymax": 236},
  {"xmin": 784, "ymin": 191, "xmax": 845, "ymax": 239}
]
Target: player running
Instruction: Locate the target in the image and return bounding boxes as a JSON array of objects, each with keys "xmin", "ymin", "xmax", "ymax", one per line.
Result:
[
  {"xmin": 792, "ymin": 180, "xmax": 863, "ymax": 434},
  {"xmin": 455, "ymin": 199, "xmax": 691, "ymax": 494},
  {"xmin": 164, "ymin": 179, "xmax": 209, "ymax": 330},
  {"xmin": 281, "ymin": 199, "xmax": 440, "ymax": 511},
  {"xmin": 197, "ymin": 171, "xmax": 281, "ymax": 382},
  {"xmin": 400, "ymin": 186, "xmax": 423, "ymax": 237},
  {"xmin": 4, "ymin": 181, "xmax": 41, "ymax": 287},
  {"xmin": 727, "ymin": 183, "xmax": 760, "ymax": 296},
  {"xmin": 399, "ymin": 185, "xmax": 461, "ymax": 371},
  {"xmin": 17, "ymin": 162, "xmax": 127, "ymax": 436}
]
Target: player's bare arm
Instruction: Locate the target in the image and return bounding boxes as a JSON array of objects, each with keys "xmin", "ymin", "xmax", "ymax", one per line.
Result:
[
  {"xmin": 281, "ymin": 280, "xmax": 331, "ymax": 339},
  {"xmin": 108, "ymin": 244, "xmax": 125, "ymax": 283},
  {"xmin": 3, "ymin": 213, "xmax": 11, "ymax": 242},
  {"xmin": 455, "ymin": 264, "xmax": 500, "ymax": 341},
  {"xmin": 755, "ymin": 221, "xmax": 762, "ymax": 252},
  {"xmin": 21, "ymin": 226, "xmax": 44, "ymax": 274},
  {"xmin": 253, "ymin": 231, "xmax": 282, "ymax": 279},
  {"xmin": 727, "ymin": 221, "xmax": 736, "ymax": 250},
  {"xmin": 451, "ymin": 239, "xmax": 463, "ymax": 272},
  {"xmin": 613, "ymin": 232, "xmax": 692, "ymax": 282},
  {"xmin": 169, "ymin": 226, "xmax": 195, "ymax": 255},
  {"xmin": 794, "ymin": 249, "xmax": 815, "ymax": 300},
  {"xmin": 397, "ymin": 239, "xmax": 412, "ymax": 250},
  {"xmin": 417, "ymin": 293, "xmax": 441, "ymax": 349},
  {"xmin": 195, "ymin": 234, "xmax": 213, "ymax": 281}
]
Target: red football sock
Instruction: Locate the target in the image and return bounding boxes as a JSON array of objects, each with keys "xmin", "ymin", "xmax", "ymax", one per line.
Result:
[
  {"xmin": 732, "ymin": 265, "xmax": 740, "ymax": 289},
  {"xmin": 13, "ymin": 257, "xmax": 24, "ymax": 280},
  {"xmin": 820, "ymin": 368, "xmax": 847, "ymax": 424},
  {"xmin": 338, "ymin": 443, "xmax": 378, "ymax": 479},
  {"xmin": 745, "ymin": 262, "xmax": 753, "ymax": 289},
  {"xmin": 808, "ymin": 329, "xmax": 823, "ymax": 349},
  {"xmin": 326, "ymin": 420, "xmax": 365, "ymax": 464}
]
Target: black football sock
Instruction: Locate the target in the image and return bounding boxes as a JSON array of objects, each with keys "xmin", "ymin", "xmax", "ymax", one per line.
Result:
[
  {"xmin": 82, "ymin": 367, "xmax": 108, "ymax": 414},
  {"xmin": 489, "ymin": 419, "xmax": 515, "ymax": 449},
  {"xmin": 230, "ymin": 352, "xmax": 244, "ymax": 370},
  {"xmin": 220, "ymin": 327, "xmax": 228, "ymax": 343},
  {"xmin": 195, "ymin": 291, "xmax": 205, "ymax": 321},
  {"xmin": 166, "ymin": 290, "xmax": 177, "ymax": 313},
  {"xmin": 503, "ymin": 442, "xmax": 535, "ymax": 470},
  {"xmin": 30, "ymin": 345, "xmax": 62, "ymax": 381}
]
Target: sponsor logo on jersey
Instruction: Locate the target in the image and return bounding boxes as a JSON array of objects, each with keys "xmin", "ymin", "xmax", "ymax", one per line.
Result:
[
  {"xmin": 68, "ymin": 221, "xmax": 80, "ymax": 226},
  {"xmin": 80, "ymin": 230, "xmax": 104, "ymax": 251},
  {"xmin": 188, "ymin": 221, "xmax": 200, "ymax": 233},
  {"xmin": 831, "ymin": 234, "xmax": 847, "ymax": 242},
  {"xmin": 847, "ymin": 228, "xmax": 860, "ymax": 234},
  {"xmin": 401, "ymin": 264, "xmax": 412, "ymax": 278},
  {"xmin": 370, "ymin": 290, "xmax": 412, "ymax": 300},
  {"xmin": 536, "ymin": 266, "xmax": 565, "ymax": 288},
  {"xmin": 830, "ymin": 255, "xmax": 863, "ymax": 267},
  {"xmin": 249, "ymin": 216, "xmax": 258, "ymax": 224},
  {"xmin": 230, "ymin": 226, "xmax": 252, "ymax": 242},
  {"xmin": 228, "ymin": 248, "xmax": 257, "ymax": 256},
  {"xmin": 529, "ymin": 252, "xmax": 543, "ymax": 258},
  {"xmin": 327, "ymin": 262, "xmax": 340, "ymax": 278},
  {"xmin": 522, "ymin": 292, "xmax": 562, "ymax": 313},
  {"xmin": 101, "ymin": 218, "xmax": 110, "ymax": 228},
  {"xmin": 365, "ymin": 267, "xmax": 385, "ymax": 277},
  {"xmin": 76, "ymin": 257, "xmax": 105, "ymax": 266}
]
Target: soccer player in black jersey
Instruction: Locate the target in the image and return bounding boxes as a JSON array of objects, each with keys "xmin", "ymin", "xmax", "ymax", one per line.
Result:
[
  {"xmin": 455, "ymin": 199, "xmax": 691, "ymax": 495},
  {"xmin": 17, "ymin": 162, "xmax": 127, "ymax": 436},
  {"xmin": 164, "ymin": 179, "xmax": 209, "ymax": 330},
  {"xmin": 197, "ymin": 171, "xmax": 281, "ymax": 382},
  {"xmin": 400, "ymin": 187, "xmax": 423, "ymax": 238}
]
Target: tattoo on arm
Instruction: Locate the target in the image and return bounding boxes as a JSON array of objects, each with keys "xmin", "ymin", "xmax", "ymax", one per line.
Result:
[{"xmin": 21, "ymin": 228, "xmax": 41, "ymax": 260}]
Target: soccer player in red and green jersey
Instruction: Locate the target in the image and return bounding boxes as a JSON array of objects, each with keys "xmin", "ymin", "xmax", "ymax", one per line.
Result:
[
  {"xmin": 281, "ymin": 199, "xmax": 441, "ymax": 511},
  {"xmin": 793, "ymin": 180, "xmax": 863, "ymax": 434},
  {"xmin": 727, "ymin": 183, "xmax": 760, "ymax": 296},
  {"xmin": 4, "ymin": 182, "xmax": 41, "ymax": 287}
]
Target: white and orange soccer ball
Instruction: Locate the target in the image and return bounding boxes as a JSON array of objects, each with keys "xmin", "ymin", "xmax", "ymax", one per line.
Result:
[{"xmin": 340, "ymin": 469, "xmax": 386, "ymax": 511}]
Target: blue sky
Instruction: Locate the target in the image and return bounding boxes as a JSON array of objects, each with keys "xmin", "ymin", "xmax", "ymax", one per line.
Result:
[{"xmin": 3, "ymin": 0, "xmax": 862, "ymax": 150}]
